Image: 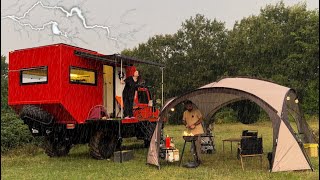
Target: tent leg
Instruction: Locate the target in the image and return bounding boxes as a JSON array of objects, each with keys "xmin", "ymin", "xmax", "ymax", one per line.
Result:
[
  {"xmin": 240, "ymin": 156, "xmax": 244, "ymax": 171},
  {"xmin": 179, "ymin": 140, "xmax": 187, "ymax": 166}
]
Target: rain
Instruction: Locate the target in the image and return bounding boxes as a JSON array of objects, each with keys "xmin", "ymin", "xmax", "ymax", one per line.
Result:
[{"xmin": 1, "ymin": 0, "xmax": 319, "ymax": 179}]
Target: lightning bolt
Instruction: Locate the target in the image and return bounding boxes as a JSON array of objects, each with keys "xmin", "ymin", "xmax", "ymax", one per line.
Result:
[{"xmin": 1, "ymin": 0, "xmax": 133, "ymax": 45}]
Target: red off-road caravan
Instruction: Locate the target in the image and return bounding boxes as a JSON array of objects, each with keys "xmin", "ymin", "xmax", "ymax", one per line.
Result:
[{"xmin": 8, "ymin": 43, "xmax": 164, "ymax": 159}]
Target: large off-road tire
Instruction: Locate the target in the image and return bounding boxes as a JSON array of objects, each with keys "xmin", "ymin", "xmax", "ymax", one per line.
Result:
[
  {"xmin": 20, "ymin": 105, "xmax": 54, "ymax": 125},
  {"xmin": 89, "ymin": 131, "xmax": 118, "ymax": 160},
  {"xmin": 44, "ymin": 137, "xmax": 71, "ymax": 157}
]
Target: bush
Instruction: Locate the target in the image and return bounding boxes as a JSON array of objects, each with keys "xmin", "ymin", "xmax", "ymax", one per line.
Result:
[
  {"xmin": 214, "ymin": 107, "xmax": 238, "ymax": 124},
  {"xmin": 230, "ymin": 100, "xmax": 261, "ymax": 124},
  {"xmin": 168, "ymin": 103, "xmax": 185, "ymax": 125},
  {"xmin": 1, "ymin": 111, "xmax": 34, "ymax": 153}
]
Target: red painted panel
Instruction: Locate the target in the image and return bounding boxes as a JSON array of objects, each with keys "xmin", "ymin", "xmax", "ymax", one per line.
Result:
[
  {"xmin": 121, "ymin": 118, "xmax": 139, "ymax": 124},
  {"xmin": 59, "ymin": 44, "xmax": 103, "ymax": 123},
  {"xmin": 8, "ymin": 44, "xmax": 103, "ymax": 124},
  {"xmin": 8, "ymin": 44, "xmax": 61, "ymax": 106}
]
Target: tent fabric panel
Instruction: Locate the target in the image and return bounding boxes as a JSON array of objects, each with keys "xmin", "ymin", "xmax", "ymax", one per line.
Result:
[
  {"xmin": 211, "ymin": 78, "xmax": 290, "ymax": 114},
  {"xmin": 160, "ymin": 87, "xmax": 278, "ymax": 118},
  {"xmin": 285, "ymin": 90, "xmax": 316, "ymax": 143},
  {"xmin": 272, "ymin": 121, "xmax": 311, "ymax": 172},
  {"xmin": 160, "ymin": 97, "xmax": 176, "ymax": 112},
  {"xmin": 188, "ymin": 93, "xmax": 240, "ymax": 118},
  {"xmin": 147, "ymin": 122, "xmax": 161, "ymax": 167}
]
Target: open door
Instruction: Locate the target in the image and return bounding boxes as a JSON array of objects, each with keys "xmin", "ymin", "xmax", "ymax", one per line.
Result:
[{"xmin": 103, "ymin": 65, "xmax": 114, "ymax": 117}]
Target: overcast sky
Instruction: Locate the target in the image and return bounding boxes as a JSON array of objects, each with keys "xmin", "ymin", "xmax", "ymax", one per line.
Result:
[{"xmin": 1, "ymin": 0, "xmax": 319, "ymax": 59}]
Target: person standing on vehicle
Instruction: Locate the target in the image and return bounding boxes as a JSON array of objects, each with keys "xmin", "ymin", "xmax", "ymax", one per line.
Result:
[
  {"xmin": 121, "ymin": 70, "xmax": 139, "ymax": 119},
  {"xmin": 182, "ymin": 100, "xmax": 204, "ymax": 159}
]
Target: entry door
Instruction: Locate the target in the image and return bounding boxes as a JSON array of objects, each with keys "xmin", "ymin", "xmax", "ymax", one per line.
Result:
[{"xmin": 103, "ymin": 65, "xmax": 114, "ymax": 116}]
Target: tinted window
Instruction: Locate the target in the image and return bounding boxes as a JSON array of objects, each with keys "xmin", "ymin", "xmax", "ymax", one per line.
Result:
[
  {"xmin": 70, "ymin": 66, "xmax": 96, "ymax": 85},
  {"xmin": 21, "ymin": 66, "xmax": 48, "ymax": 84},
  {"xmin": 138, "ymin": 91, "xmax": 149, "ymax": 104}
]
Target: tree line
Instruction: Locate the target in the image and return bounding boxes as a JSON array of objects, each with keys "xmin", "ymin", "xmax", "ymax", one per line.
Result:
[{"xmin": 122, "ymin": 2, "xmax": 319, "ymax": 123}]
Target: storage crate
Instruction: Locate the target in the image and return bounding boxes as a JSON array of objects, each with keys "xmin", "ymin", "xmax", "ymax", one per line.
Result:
[
  {"xmin": 303, "ymin": 143, "xmax": 318, "ymax": 157},
  {"xmin": 113, "ymin": 150, "xmax": 134, "ymax": 162}
]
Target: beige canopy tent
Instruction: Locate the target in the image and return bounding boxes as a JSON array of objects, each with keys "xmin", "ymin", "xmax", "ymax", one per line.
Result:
[{"xmin": 147, "ymin": 77, "xmax": 316, "ymax": 172}]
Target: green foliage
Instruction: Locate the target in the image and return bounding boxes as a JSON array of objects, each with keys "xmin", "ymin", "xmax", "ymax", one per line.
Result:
[
  {"xmin": 226, "ymin": 2, "xmax": 319, "ymax": 115},
  {"xmin": 214, "ymin": 107, "xmax": 238, "ymax": 124},
  {"xmin": 122, "ymin": 2, "xmax": 319, "ymax": 117},
  {"xmin": 122, "ymin": 14, "xmax": 228, "ymax": 99},
  {"xmin": 1, "ymin": 111, "xmax": 34, "ymax": 153},
  {"xmin": 230, "ymin": 100, "xmax": 261, "ymax": 124},
  {"xmin": 167, "ymin": 103, "xmax": 185, "ymax": 125},
  {"xmin": 1, "ymin": 55, "xmax": 9, "ymax": 111}
]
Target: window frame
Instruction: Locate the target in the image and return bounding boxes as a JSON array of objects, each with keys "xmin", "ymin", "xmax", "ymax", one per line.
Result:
[
  {"xmin": 137, "ymin": 90, "xmax": 149, "ymax": 104},
  {"xmin": 20, "ymin": 66, "xmax": 48, "ymax": 85},
  {"xmin": 69, "ymin": 66, "xmax": 97, "ymax": 86}
]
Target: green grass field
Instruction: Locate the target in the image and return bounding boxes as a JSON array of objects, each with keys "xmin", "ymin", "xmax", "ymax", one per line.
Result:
[{"xmin": 1, "ymin": 121, "xmax": 319, "ymax": 180}]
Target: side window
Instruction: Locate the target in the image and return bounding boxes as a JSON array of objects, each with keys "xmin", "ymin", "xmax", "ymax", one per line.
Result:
[
  {"xmin": 70, "ymin": 66, "xmax": 96, "ymax": 85},
  {"xmin": 138, "ymin": 91, "xmax": 149, "ymax": 104},
  {"xmin": 20, "ymin": 66, "xmax": 48, "ymax": 85}
]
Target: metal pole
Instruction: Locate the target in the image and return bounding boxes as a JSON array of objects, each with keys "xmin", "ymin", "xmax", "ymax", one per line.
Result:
[
  {"xmin": 161, "ymin": 67, "xmax": 164, "ymax": 107},
  {"xmin": 119, "ymin": 57, "xmax": 123, "ymax": 163},
  {"xmin": 121, "ymin": 59, "xmax": 123, "ymax": 119}
]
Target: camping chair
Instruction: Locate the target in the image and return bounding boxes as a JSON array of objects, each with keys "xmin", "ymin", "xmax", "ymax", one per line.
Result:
[
  {"xmin": 237, "ymin": 136, "xmax": 263, "ymax": 170},
  {"xmin": 242, "ymin": 130, "xmax": 258, "ymax": 137}
]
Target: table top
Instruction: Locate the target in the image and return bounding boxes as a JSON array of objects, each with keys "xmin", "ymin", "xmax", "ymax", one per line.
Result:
[
  {"xmin": 160, "ymin": 147, "xmax": 176, "ymax": 150},
  {"xmin": 183, "ymin": 136, "xmax": 199, "ymax": 141},
  {"xmin": 222, "ymin": 138, "xmax": 241, "ymax": 142}
]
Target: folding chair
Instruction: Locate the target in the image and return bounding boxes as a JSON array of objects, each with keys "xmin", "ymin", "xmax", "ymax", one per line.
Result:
[
  {"xmin": 115, "ymin": 96, "xmax": 123, "ymax": 117},
  {"xmin": 242, "ymin": 130, "xmax": 258, "ymax": 137},
  {"xmin": 237, "ymin": 136, "xmax": 263, "ymax": 170},
  {"xmin": 115, "ymin": 96, "xmax": 140, "ymax": 118}
]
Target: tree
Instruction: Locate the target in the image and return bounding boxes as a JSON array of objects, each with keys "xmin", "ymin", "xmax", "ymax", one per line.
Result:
[
  {"xmin": 122, "ymin": 15, "xmax": 229, "ymax": 124},
  {"xmin": 123, "ymin": 14, "xmax": 228, "ymax": 99},
  {"xmin": 122, "ymin": 2, "xmax": 319, "ymax": 120},
  {"xmin": 226, "ymin": 2, "xmax": 319, "ymax": 115},
  {"xmin": 1, "ymin": 55, "xmax": 9, "ymax": 112}
]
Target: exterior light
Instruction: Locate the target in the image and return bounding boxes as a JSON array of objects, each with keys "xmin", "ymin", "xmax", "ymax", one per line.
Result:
[
  {"xmin": 295, "ymin": 99, "xmax": 299, "ymax": 104},
  {"xmin": 66, "ymin": 124, "xmax": 75, "ymax": 129},
  {"xmin": 70, "ymin": 74, "xmax": 79, "ymax": 78},
  {"xmin": 286, "ymin": 96, "xmax": 290, "ymax": 100},
  {"xmin": 171, "ymin": 108, "xmax": 175, "ymax": 112}
]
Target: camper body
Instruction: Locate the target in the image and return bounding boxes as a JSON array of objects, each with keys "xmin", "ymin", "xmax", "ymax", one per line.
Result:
[{"xmin": 8, "ymin": 43, "xmax": 161, "ymax": 159}]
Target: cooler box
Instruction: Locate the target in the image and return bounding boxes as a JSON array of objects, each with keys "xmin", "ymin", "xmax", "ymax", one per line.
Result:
[
  {"xmin": 165, "ymin": 149, "xmax": 180, "ymax": 162},
  {"xmin": 303, "ymin": 143, "xmax": 318, "ymax": 157}
]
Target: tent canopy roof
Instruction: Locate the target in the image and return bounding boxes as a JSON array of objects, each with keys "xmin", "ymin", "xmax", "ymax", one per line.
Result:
[{"xmin": 161, "ymin": 77, "xmax": 294, "ymax": 118}]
